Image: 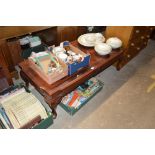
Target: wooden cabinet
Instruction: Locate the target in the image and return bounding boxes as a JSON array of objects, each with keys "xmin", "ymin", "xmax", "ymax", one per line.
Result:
[{"xmin": 105, "ymin": 26, "xmax": 155, "ymax": 68}]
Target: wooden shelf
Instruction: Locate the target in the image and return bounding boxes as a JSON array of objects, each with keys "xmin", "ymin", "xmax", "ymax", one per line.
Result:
[{"xmin": 0, "ymin": 26, "xmax": 53, "ymax": 40}]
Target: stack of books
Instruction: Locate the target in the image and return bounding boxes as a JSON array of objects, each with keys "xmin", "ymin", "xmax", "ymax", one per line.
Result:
[{"xmin": 0, "ymin": 87, "xmax": 48, "ymax": 129}]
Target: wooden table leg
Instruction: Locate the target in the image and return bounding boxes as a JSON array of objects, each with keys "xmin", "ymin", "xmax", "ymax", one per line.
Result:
[
  {"xmin": 116, "ymin": 53, "xmax": 124, "ymax": 71},
  {"xmin": 51, "ymin": 108, "xmax": 57, "ymax": 119},
  {"xmin": 20, "ymin": 71, "xmax": 29, "ymax": 88},
  {"xmin": 44, "ymin": 95, "xmax": 62, "ymax": 119}
]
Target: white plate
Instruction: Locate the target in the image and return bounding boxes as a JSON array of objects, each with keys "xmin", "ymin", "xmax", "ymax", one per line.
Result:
[{"xmin": 78, "ymin": 33, "xmax": 105, "ymax": 47}]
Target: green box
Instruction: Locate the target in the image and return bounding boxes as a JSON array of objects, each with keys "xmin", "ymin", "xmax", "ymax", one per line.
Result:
[
  {"xmin": 59, "ymin": 80, "xmax": 103, "ymax": 115},
  {"xmin": 32, "ymin": 112, "xmax": 53, "ymax": 129},
  {"xmin": 0, "ymin": 84, "xmax": 53, "ymax": 129},
  {"xmin": 0, "ymin": 112, "xmax": 53, "ymax": 129}
]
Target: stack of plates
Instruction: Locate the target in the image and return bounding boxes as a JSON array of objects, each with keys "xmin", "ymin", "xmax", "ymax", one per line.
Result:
[{"xmin": 78, "ymin": 33, "xmax": 105, "ymax": 47}]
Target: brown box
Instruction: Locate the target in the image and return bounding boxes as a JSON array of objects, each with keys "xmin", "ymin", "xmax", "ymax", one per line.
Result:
[{"xmin": 28, "ymin": 53, "xmax": 68, "ymax": 85}]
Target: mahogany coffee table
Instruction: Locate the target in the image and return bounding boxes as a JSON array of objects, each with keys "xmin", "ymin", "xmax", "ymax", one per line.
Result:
[{"xmin": 19, "ymin": 41, "xmax": 123, "ymax": 118}]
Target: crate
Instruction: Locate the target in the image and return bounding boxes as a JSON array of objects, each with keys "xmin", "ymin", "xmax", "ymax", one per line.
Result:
[
  {"xmin": 59, "ymin": 80, "xmax": 103, "ymax": 115},
  {"xmin": 0, "ymin": 84, "xmax": 53, "ymax": 129},
  {"xmin": 28, "ymin": 52, "xmax": 68, "ymax": 85}
]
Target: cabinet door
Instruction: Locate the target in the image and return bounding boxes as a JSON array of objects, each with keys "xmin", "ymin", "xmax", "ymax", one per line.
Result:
[
  {"xmin": 0, "ymin": 40, "xmax": 15, "ymax": 72},
  {"xmin": 129, "ymin": 26, "xmax": 153, "ymax": 54},
  {"xmin": 0, "ymin": 51, "xmax": 13, "ymax": 85},
  {"xmin": 120, "ymin": 27, "xmax": 154, "ymax": 68},
  {"xmin": 7, "ymin": 40, "xmax": 23, "ymax": 66}
]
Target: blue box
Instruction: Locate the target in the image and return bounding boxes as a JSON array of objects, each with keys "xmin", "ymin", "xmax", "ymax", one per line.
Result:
[
  {"xmin": 68, "ymin": 44, "xmax": 90, "ymax": 75},
  {"xmin": 68, "ymin": 54, "xmax": 90, "ymax": 75}
]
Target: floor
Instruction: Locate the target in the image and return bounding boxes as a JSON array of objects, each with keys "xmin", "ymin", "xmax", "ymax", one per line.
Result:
[{"xmin": 13, "ymin": 40, "xmax": 155, "ymax": 129}]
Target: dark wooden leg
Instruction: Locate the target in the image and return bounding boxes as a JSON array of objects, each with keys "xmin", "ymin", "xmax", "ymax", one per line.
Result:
[
  {"xmin": 51, "ymin": 107, "xmax": 57, "ymax": 119},
  {"xmin": 44, "ymin": 94, "xmax": 63, "ymax": 119},
  {"xmin": 116, "ymin": 61, "xmax": 121, "ymax": 71},
  {"xmin": 20, "ymin": 71, "xmax": 29, "ymax": 88},
  {"xmin": 116, "ymin": 54, "xmax": 124, "ymax": 71}
]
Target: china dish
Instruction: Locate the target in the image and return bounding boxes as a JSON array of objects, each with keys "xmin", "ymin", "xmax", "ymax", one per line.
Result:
[
  {"xmin": 106, "ymin": 37, "xmax": 122, "ymax": 49},
  {"xmin": 78, "ymin": 33, "xmax": 105, "ymax": 47},
  {"xmin": 57, "ymin": 53, "xmax": 68, "ymax": 62},
  {"xmin": 52, "ymin": 45, "xmax": 84, "ymax": 64},
  {"xmin": 53, "ymin": 46, "xmax": 66, "ymax": 55},
  {"xmin": 94, "ymin": 43, "xmax": 112, "ymax": 56}
]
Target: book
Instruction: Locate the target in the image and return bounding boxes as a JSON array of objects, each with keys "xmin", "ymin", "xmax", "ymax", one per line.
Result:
[
  {"xmin": 0, "ymin": 111, "xmax": 9, "ymax": 129},
  {"xmin": 68, "ymin": 91, "xmax": 79, "ymax": 107},
  {"xmin": 0, "ymin": 107, "xmax": 13, "ymax": 129}
]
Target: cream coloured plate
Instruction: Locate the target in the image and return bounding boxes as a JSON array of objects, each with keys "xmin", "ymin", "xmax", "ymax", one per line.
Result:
[{"xmin": 78, "ymin": 33, "xmax": 105, "ymax": 47}]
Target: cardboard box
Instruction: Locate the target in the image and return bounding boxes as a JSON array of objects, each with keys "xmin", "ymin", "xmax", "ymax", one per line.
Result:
[{"xmin": 28, "ymin": 52, "xmax": 68, "ymax": 85}]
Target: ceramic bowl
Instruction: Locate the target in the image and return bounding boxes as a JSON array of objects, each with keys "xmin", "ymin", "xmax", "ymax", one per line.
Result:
[
  {"xmin": 94, "ymin": 43, "xmax": 112, "ymax": 56},
  {"xmin": 53, "ymin": 46, "xmax": 65, "ymax": 55},
  {"xmin": 106, "ymin": 37, "xmax": 122, "ymax": 49},
  {"xmin": 57, "ymin": 53, "xmax": 68, "ymax": 62}
]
